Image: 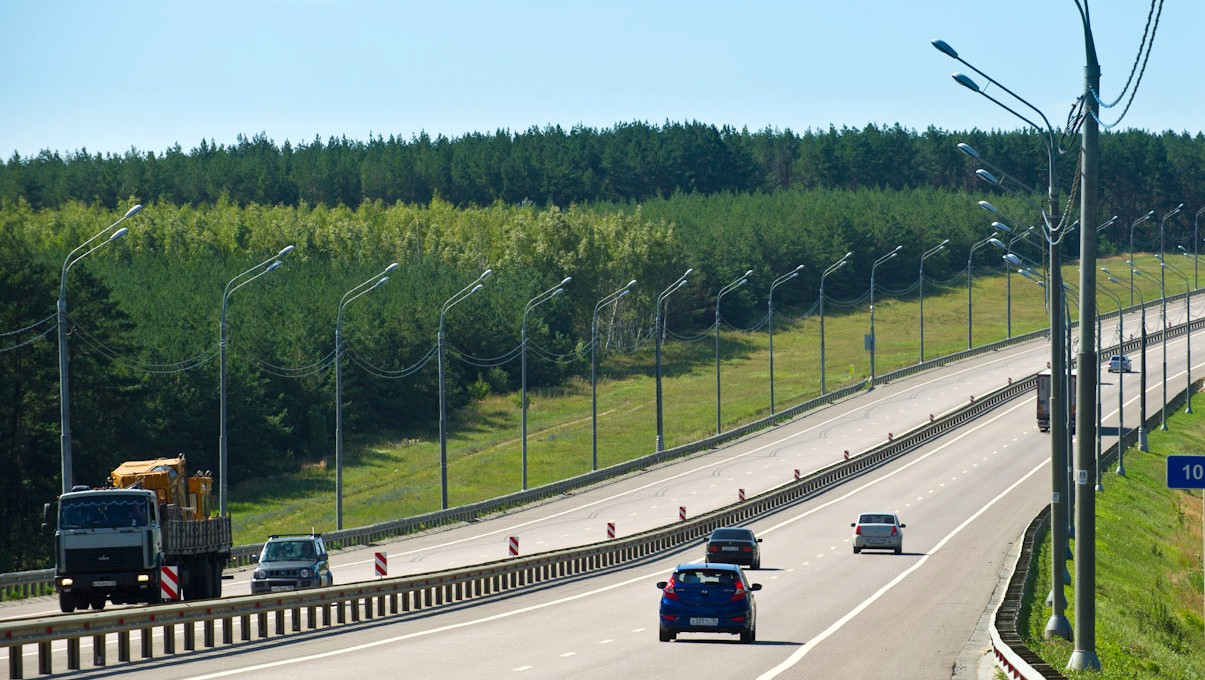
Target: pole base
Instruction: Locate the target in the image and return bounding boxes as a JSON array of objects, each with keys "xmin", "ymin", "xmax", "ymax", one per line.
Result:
[
  {"xmin": 1067, "ymin": 649, "xmax": 1102, "ymax": 671},
  {"xmin": 1116, "ymin": 463, "xmax": 1126, "ymax": 477},
  {"xmin": 1139, "ymin": 427, "xmax": 1148, "ymax": 452},
  {"xmin": 655, "ymin": 435, "xmax": 664, "ymax": 452},
  {"xmin": 1044, "ymin": 615, "xmax": 1071, "ymax": 640}
]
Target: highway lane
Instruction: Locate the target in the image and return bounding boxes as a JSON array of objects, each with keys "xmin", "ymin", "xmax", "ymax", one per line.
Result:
[
  {"xmin": 2, "ymin": 304, "xmax": 1195, "ymax": 626},
  {"xmin": 23, "ymin": 320, "xmax": 1205, "ymax": 680}
]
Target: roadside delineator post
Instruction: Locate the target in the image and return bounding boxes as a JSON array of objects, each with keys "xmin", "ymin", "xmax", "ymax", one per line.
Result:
[
  {"xmin": 607, "ymin": 522, "xmax": 615, "ymax": 539},
  {"xmin": 679, "ymin": 506, "xmax": 686, "ymax": 521},
  {"xmin": 160, "ymin": 564, "xmax": 179, "ymax": 601},
  {"xmin": 738, "ymin": 488, "xmax": 745, "ymax": 502},
  {"xmin": 508, "ymin": 536, "xmax": 519, "ymax": 557},
  {"xmin": 794, "ymin": 468, "xmax": 800, "ymax": 481},
  {"xmin": 374, "ymin": 551, "xmax": 387, "ymax": 578}
]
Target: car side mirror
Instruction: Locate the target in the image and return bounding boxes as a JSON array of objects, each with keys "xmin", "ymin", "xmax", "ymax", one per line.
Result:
[
  {"xmin": 756, "ymin": 538, "xmax": 763, "ymax": 543},
  {"xmin": 252, "ymin": 555, "xmax": 260, "ymax": 563},
  {"xmin": 749, "ymin": 583, "xmax": 762, "ymax": 591},
  {"xmin": 900, "ymin": 524, "xmax": 906, "ymax": 528},
  {"xmin": 656, "ymin": 581, "xmax": 668, "ymax": 589},
  {"xmin": 850, "ymin": 522, "xmax": 856, "ymax": 527},
  {"xmin": 319, "ymin": 553, "xmax": 329, "ymax": 561}
]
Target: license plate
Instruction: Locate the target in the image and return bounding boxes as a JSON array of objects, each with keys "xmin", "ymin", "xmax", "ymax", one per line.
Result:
[
  {"xmin": 92, "ymin": 580, "xmax": 116, "ymax": 587},
  {"xmin": 721, "ymin": 546, "xmax": 739, "ymax": 552},
  {"xmin": 689, "ymin": 617, "xmax": 719, "ymax": 626},
  {"xmin": 270, "ymin": 585, "xmax": 295, "ymax": 592}
]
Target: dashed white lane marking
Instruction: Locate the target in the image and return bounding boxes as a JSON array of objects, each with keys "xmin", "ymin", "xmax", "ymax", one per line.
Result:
[
  {"xmin": 513, "ymin": 666, "xmax": 533, "ymax": 672},
  {"xmin": 559, "ymin": 652, "xmax": 576, "ymax": 657}
]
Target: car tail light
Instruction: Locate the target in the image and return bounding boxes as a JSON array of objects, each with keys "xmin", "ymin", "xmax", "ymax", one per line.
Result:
[
  {"xmin": 731, "ymin": 616, "xmax": 747, "ymax": 623},
  {"xmin": 663, "ymin": 577, "xmax": 679, "ymax": 601},
  {"xmin": 741, "ymin": 546, "xmax": 753, "ymax": 552},
  {"xmin": 730, "ymin": 582, "xmax": 747, "ymax": 602},
  {"xmin": 890, "ymin": 526, "xmax": 898, "ymax": 536},
  {"xmin": 854, "ymin": 525, "xmax": 863, "ymax": 535},
  {"xmin": 707, "ymin": 544, "xmax": 719, "ymax": 553}
]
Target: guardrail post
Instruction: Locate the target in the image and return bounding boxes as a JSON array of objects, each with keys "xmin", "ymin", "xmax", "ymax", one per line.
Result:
[
  {"xmin": 336, "ymin": 600, "xmax": 347, "ymax": 624},
  {"xmin": 38, "ymin": 641, "xmax": 50, "ymax": 675},
  {"xmin": 140, "ymin": 626, "xmax": 153, "ymax": 658},
  {"xmin": 204, "ymin": 618, "xmax": 215, "ymax": 647},
  {"xmin": 163, "ymin": 623, "xmax": 175, "ymax": 654},
  {"xmin": 256, "ymin": 612, "xmax": 268, "ymax": 638},
  {"xmin": 306, "ymin": 605, "xmax": 318, "ymax": 629},
  {"xmin": 10, "ymin": 642, "xmax": 25, "ymax": 679},
  {"xmin": 292, "ymin": 605, "xmax": 303, "ymax": 630},
  {"xmin": 118, "ymin": 630, "xmax": 130, "ymax": 661},
  {"xmin": 184, "ymin": 619, "xmax": 196, "ymax": 650},
  {"xmin": 92, "ymin": 633, "xmax": 105, "ymax": 667},
  {"xmin": 66, "ymin": 637, "xmax": 80, "ymax": 670},
  {"xmin": 239, "ymin": 614, "xmax": 251, "ymax": 642}
]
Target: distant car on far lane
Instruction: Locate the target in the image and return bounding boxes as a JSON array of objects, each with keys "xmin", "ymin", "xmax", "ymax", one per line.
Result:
[
  {"xmin": 851, "ymin": 512, "xmax": 905, "ymax": 554},
  {"xmin": 704, "ymin": 527, "xmax": 762, "ymax": 569},
  {"xmin": 1107, "ymin": 355, "xmax": 1132, "ymax": 373}
]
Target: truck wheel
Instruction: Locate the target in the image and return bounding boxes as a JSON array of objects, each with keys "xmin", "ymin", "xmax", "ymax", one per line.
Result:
[
  {"xmin": 211, "ymin": 559, "xmax": 223, "ymax": 598},
  {"xmin": 89, "ymin": 594, "xmax": 106, "ymax": 611},
  {"xmin": 58, "ymin": 591, "xmax": 76, "ymax": 613}
]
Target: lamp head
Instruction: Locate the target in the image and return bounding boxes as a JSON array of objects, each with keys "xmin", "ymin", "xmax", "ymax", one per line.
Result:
[
  {"xmin": 1004, "ymin": 253, "xmax": 1022, "ymax": 266},
  {"xmin": 842, "ymin": 251, "xmax": 852, "ymax": 261},
  {"xmin": 124, "ymin": 204, "xmax": 144, "ymax": 218},
  {"xmin": 384, "ymin": 262, "xmax": 400, "ymax": 273},
  {"xmin": 956, "ymin": 142, "xmax": 980, "ymax": 159},
  {"xmin": 931, "ymin": 39, "xmax": 958, "ymax": 59},
  {"xmin": 470, "ymin": 283, "xmax": 484, "ymax": 295},
  {"xmin": 109, "ymin": 227, "xmax": 129, "ymax": 242},
  {"xmin": 559, "ymin": 276, "xmax": 573, "ymax": 286},
  {"xmin": 265, "ymin": 261, "xmax": 283, "ymax": 273},
  {"xmin": 975, "ymin": 169, "xmax": 1001, "ymax": 186},
  {"xmin": 617, "ymin": 289, "xmax": 630, "ymax": 299},
  {"xmin": 978, "ymin": 200, "xmax": 998, "ymax": 214},
  {"xmin": 991, "ymin": 221, "xmax": 1011, "ymax": 233},
  {"xmin": 625, "ymin": 279, "xmax": 637, "ymax": 289},
  {"xmin": 277, "ymin": 245, "xmax": 296, "ymax": 257},
  {"xmin": 988, "ymin": 238, "xmax": 1006, "ymax": 250},
  {"xmin": 374, "ymin": 276, "xmax": 389, "ymax": 288},
  {"xmin": 953, "ymin": 72, "xmax": 980, "ymax": 92},
  {"xmin": 479, "ymin": 269, "xmax": 493, "ymax": 280},
  {"xmin": 743, "ymin": 269, "xmax": 754, "ymax": 278},
  {"xmin": 683, "ymin": 268, "xmax": 694, "ymax": 277}
]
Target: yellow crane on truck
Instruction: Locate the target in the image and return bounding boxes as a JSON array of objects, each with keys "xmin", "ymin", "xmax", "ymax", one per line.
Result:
[{"xmin": 44, "ymin": 455, "xmax": 232, "ymax": 613}]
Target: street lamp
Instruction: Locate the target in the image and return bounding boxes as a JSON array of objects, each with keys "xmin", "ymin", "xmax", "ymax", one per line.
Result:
[
  {"xmin": 966, "ymin": 232, "xmax": 998, "ymax": 348},
  {"xmin": 1129, "ymin": 211, "xmax": 1156, "ymax": 305},
  {"xmin": 1107, "ymin": 271, "xmax": 1148, "ymax": 454},
  {"xmin": 58, "ymin": 204, "xmax": 142, "ymax": 493},
  {"xmin": 820, "ymin": 252, "xmax": 852, "ymax": 394},
  {"xmin": 1194, "ymin": 206, "xmax": 1205, "ymax": 289},
  {"xmin": 1180, "ymin": 245, "xmax": 1199, "ymax": 413},
  {"xmin": 869, "ymin": 246, "xmax": 902, "ymax": 385},
  {"xmin": 935, "ymin": 39, "xmax": 1076, "ymax": 644},
  {"xmin": 920, "ymin": 240, "xmax": 948, "ymax": 361},
  {"xmin": 334, "ymin": 262, "xmax": 397, "ymax": 529},
  {"xmin": 715, "ymin": 270, "xmax": 751, "ymax": 434},
  {"xmin": 768, "ymin": 265, "xmax": 804, "ymax": 413},
  {"xmin": 1098, "ymin": 279, "xmax": 1125, "ymax": 477},
  {"xmin": 1159, "ymin": 256, "xmax": 1190, "ymax": 415},
  {"xmin": 1159, "ymin": 205, "xmax": 1184, "ymax": 327},
  {"xmin": 655, "ymin": 269, "xmax": 692, "ymax": 451},
  {"xmin": 522, "ymin": 276, "xmax": 571, "ymax": 490},
  {"xmin": 438, "ymin": 269, "xmax": 492, "ymax": 509},
  {"xmin": 1131, "ymin": 262, "xmax": 1166, "ymax": 431},
  {"xmin": 592, "ymin": 280, "xmax": 635, "ymax": 471},
  {"xmin": 220, "ymin": 244, "xmax": 294, "ymax": 516}
]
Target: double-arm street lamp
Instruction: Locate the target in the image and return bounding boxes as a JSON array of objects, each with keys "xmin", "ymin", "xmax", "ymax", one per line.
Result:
[
  {"xmin": 966, "ymin": 232, "xmax": 999, "ymax": 347},
  {"xmin": 334, "ymin": 263, "xmax": 397, "ymax": 529},
  {"xmin": 1106, "ymin": 269, "xmax": 1149, "ymax": 453},
  {"xmin": 819, "ymin": 253, "xmax": 852, "ymax": 394},
  {"xmin": 1130, "ymin": 262, "xmax": 1167, "ymax": 431},
  {"xmin": 592, "ymin": 280, "xmax": 635, "ymax": 471},
  {"xmin": 1098, "ymin": 280, "xmax": 1125, "ymax": 476},
  {"xmin": 1129, "ymin": 211, "xmax": 1156, "ymax": 305},
  {"xmin": 919, "ymin": 240, "xmax": 948, "ymax": 361},
  {"xmin": 220, "ymin": 244, "xmax": 295, "ymax": 515},
  {"xmin": 1194, "ymin": 206, "xmax": 1205, "ymax": 288},
  {"xmin": 715, "ymin": 270, "xmax": 751, "ymax": 434},
  {"xmin": 1158, "ymin": 205, "xmax": 1184, "ymax": 326},
  {"xmin": 655, "ymin": 269, "xmax": 692, "ymax": 451},
  {"xmin": 1179, "ymin": 245, "xmax": 1200, "ymax": 413},
  {"xmin": 58, "ymin": 204, "xmax": 142, "ymax": 493},
  {"xmin": 768, "ymin": 265, "xmax": 804, "ymax": 413},
  {"xmin": 522, "ymin": 276, "xmax": 572, "ymax": 490},
  {"xmin": 1158, "ymin": 256, "xmax": 1191, "ymax": 415},
  {"xmin": 438, "ymin": 269, "xmax": 492, "ymax": 509},
  {"xmin": 868, "ymin": 246, "xmax": 902, "ymax": 385}
]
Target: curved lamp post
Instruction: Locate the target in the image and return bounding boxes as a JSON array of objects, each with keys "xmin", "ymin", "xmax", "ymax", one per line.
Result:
[
  {"xmin": 1158, "ymin": 205, "xmax": 1184, "ymax": 329},
  {"xmin": 58, "ymin": 204, "xmax": 142, "ymax": 493},
  {"xmin": 592, "ymin": 280, "xmax": 635, "ymax": 471},
  {"xmin": 819, "ymin": 253, "xmax": 852, "ymax": 394},
  {"xmin": 522, "ymin": 276, "xmax": 571, "ymax": 490},
  {"xmin": 655, "ymin": 269, "xmax": 692, "ymax": 451},
  {"xmin": 1159, "ymin": 256, "xmax": 1190, "ymax": 415},
  {"xmin": 1108, "ymin": 271, "xmax": 1149, "ymax": 453},
  {"xmin": 1129, "ymin": 211, "xmax": 1156, "ymax": 305},
  {"xmin": 334, "ymin": 263, "xmax": 397, "ymax": 529},
  {"xmin": 438, "ymin": 269, "xmax": 492, "ymax": 509},
  {"xmin": 919, "ymin": 240, "xmax": 948, "ymax": 361},
  {"xmin": 768, "ymin": 265, "xmax": 804, "ymax": 413},
  {"xmin": 1131, "ymin": 262, "xmax": 1166, "ymax": 431},
  {"xmin": 869, "ymin": 246, "xmax": 902, "ymax": 386},
  {"xmin": 1099, "ymin": 278, "xmax": 1125, "ymax": 476},
  {"xmin": 1180, "ymin": 245, "xmax": 1199, "ymax": 413},
  {"xmin": 715, "ymin": 270, "xmax": 751, "ymax": 434},
  {"xmin": 1194, "ymin": 206, "xmax": 1205, "ymax": 288},
  {"xmin": 220, "ymin": 244, "xmax": 294, "ymax": 515},
  {"xmin": 966, "ymin": 232, "xmax": 998, "ymax": 348}
]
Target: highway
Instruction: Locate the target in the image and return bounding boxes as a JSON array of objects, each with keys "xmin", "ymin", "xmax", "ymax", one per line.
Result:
[{"xmin": 4, "ymin": 303, "xmax": 1202, "ymax": 678}]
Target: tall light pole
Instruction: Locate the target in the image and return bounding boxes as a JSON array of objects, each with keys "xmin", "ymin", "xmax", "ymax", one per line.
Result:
[
  {"xmin": 334, "ymin": 263, "xmax": 396, "ymax": 530},
  {"xmin": 1099, "ymin": 279, "xmax": 1125, "ymax": 476},
  {"xmin": 920, "ymin": 240, "xmax": 948, "ymax": 361},
  {"xmin": 438, "ymin": 269, "xmax": 492, "ymax": 509},
  {"xmin": 986, "ymin": 220, "xmax": 1036, "ymax": 339},
  {"xmin": 1109, "ymin": 272, "xmax": 1149, "ymax": 453},
  {"xmin": 868, "ymin": 246, "xmax": 902, "ymax": 385},
  {"xmin": 819, "ymin": 253, "xmax": 851, "ymax": 395},
  {"xmin": 1129, "ymin": 211, "xmax": 1156, "ymax": 305},
  {"xmin": 58, "ymin": 204, "xmax": 142, "ymax": 493},
  {"xmin": 655, "ymin": 269, "xmax": 691, "ymax": 451},
  {"xmin": 220, "ymin": 244, "xmax": 294, "ymax": 516},
  {"xmin": 1194, "ymin": 206, "xmax": 1205, "ymax": 289},
  {"xmin": 522, "ymin": 276, "xmax": 571, "ymax": 490},
  {"xmin": 592, "ymin": 280, "xmax": 634, "ymax": 471},
  {"xmin": 1159, "ymin": 205, "xmax": 1184, "ymax": 328},
  {"xmin": 966, "ymin": 232, "xmax": 998, "ymax": 348},
  {"xmin": 715, "ymin": 270, "xmax": 751, "ymax": 434},
  {"xmin": 1180, "ymin": 245, "xmax": 1199, "ymax": 413},
  {"xmin": 934, "ymin": 38, "xmax": 1074, "ymax": 642},
  {"xmin": 1131, "ymin": 263, "xmax": 1167, "ymax": 431},
  {"xmin": 1159, "ymin": 256, "xmax": 1191, "ymax": 415},
  {"xmin": 768, "ymin": 265, "xmax": 804, "ymax": 414}
]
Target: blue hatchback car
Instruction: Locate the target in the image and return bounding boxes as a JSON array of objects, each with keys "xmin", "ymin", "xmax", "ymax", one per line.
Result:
[{"xmin": 656, "ymin": 562, "xmax": 761, "ymax": 643}]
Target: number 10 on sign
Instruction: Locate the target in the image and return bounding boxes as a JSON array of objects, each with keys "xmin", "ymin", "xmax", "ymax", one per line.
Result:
[{"xmin": 1167, "ymin": 455, "xmax": 1205, "ymax": 489}]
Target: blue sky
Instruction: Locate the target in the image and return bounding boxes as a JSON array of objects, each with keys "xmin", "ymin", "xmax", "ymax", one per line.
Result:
[{"xmin": 2, "ymin": 1, "xmax": 1200, "ymax": 159}]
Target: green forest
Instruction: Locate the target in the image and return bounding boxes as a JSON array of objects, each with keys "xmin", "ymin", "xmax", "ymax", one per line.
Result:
[{"xmin": 1, "ymin": 122, "xmax": 1202, "ymax": 572}]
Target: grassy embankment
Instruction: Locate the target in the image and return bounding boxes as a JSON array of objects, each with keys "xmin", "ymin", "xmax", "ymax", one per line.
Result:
[
  {"xmin": 1021, "ymin": 413, "xmax": 1204, "ymax": 679},
  {"xmin": 229, "ymin": 254, "xmax": 1170, "ymax": 542}
]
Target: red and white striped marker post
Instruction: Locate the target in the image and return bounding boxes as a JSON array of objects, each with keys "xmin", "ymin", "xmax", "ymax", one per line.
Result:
[
  {"xmin": 374, "ymin": 551, "xmax": 388, "ymax": 578},
  {"xmin": 794, "ymin": 468, "xmax": 801, "ymax": 481},
  {"xmin": 160, "ymin": 564, "xmax": 179, "ymax": 601},
  {"xmin": 679, "ymin": 506, "xmax": 686, "ymax": 521},
  {"xmin": 738, "ymin": 488, "xmax": 745, "ymax": 502},
  {"xmin": 508, "ymin": 536, "xmax": 519, "ymax": 557},
  {"xmin": 607, "ymin": 522, "xmax": 615, "ymax": 539}
]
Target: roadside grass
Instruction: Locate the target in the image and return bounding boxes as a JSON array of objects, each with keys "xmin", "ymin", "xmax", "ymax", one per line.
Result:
[
  {"xmin": 230, "ymin": 255, "xmax": 1168, "ymax": 544},
  {"xmin": 1021, "ymin": 413, "xmax": 1205, "ymax": 679}
]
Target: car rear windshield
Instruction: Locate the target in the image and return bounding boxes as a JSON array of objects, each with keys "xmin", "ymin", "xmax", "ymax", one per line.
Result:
[
  {"xmin": 675, "ymin": 569, "xmax": 738, "ymax": 585},
  {"xmin": 858, "ymin": 514, "xmax": 896, "ymax": 524},
  {"xmin": 710, "ymin": 529, "xmax": 753, "ymax": 540}
]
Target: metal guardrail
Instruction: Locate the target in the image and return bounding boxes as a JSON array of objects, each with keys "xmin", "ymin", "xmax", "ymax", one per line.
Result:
[
  {"xmin": 0, "ymin": 297, "xmax": 1175, "ymax": 598},
  {"xmin": 2, "ymin": 369, "xmax": 1035, "ymax": 678}
]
